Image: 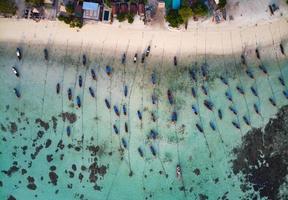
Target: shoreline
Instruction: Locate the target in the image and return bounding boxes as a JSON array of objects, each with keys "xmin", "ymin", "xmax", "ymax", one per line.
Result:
[{"xmin": 0, "ymin": 16, "xmax": 288, "ymax": 59}]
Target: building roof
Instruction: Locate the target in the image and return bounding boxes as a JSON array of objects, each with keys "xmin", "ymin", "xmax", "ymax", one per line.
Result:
[
  {"xmin": 130, "ymin": 3, "xmax": 138, "ymax": 15},
  {"xmin": 138, "ymin": 3, "xmax": 145, "ymax": 15},
  {"xmin": 83, "ymin": 2, "xmax": 99, "ymax": 10},
  {"xmin": 120, "ymin": 3, "xmax": 128, "ymax": 14}
]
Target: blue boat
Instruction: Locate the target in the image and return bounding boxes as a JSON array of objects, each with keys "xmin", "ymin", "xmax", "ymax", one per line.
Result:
[
  {"xmin": 106, "ymin": 66, "xmax": 112, "ymax": 76},
  {"xmin": 44, "ymin": 48, "xmax": 49, "ymax": 60},
  {"xmin": 250, "ymin": 86, "xmax": 258, "ymax": 97},
  {"xmin": 124, "ymin": 85, "xmax": 128, "ymax": 97},
  {"xmin": 241, "ymin": 54, "xmax": 246, "ymax": 65},
  {"xmin": 246, "ymin": 69, "xmax": 254, "ymax": 79},
  {"xmin": 232, "ymin": 121, "xmax": 240, "ymax": 129},
  {"xmin": 13, "ymin": 88, "xmax": 21, "ymax": 98},
  {"xmin": 201, "ymin": 65, "xmax": 207, "ymax": 78},
  {"xmin": 105, "ymin": 99, "xmax": 111, "ymax": 109},
  {"xmin": 171, "ymin": 111, "xmax": 177, "ymax": 122},
  {"xmin": 236, "ymin": 86, "xmax": 245, "ymax": 95},
  {"xmin": 78, "ymin": 75, "xmax": 82, "ymax": 88},
  {"xmin": 56, "ymin": 83, "xmax": 60, "ymax": 94},
  {"xmin": 167, "ymin": 89, "xmax": 174, "ymax": 105},
  {"xmin": 137, "ymin": 110, "xmax": 142, "ymax": 120},
  {"xmin": 283, "ymin": 90, "xmax": 288, "ymax": 99},
  {"xmin": 82, "ymin": 54, "xmax": 86, "ymax": 66},
  {"xmin": 204, "ymin": 100, "xmax": 213, "ymax": 111},
  {"xmin": 89, "ymin": 87, "xmax": 95, "ymax": 98},
  {"xmin": 151, "ymin": 112, "xmax": 156, "ymax": 122},
  {"xmin": 218, "ymin": 109, "xmax": 223, "ymax": 120},
  {"xmin": 229, "ymin": 106, "xmax": 238, "ymax": 115},
  {"xmin": 151, "ymin": 93, "xmax": 158, "ymax": 104},
  {"xmin": 91, "ymin": 69, "xmax": 97, "ymax": 80},
  {"xmin": 269, "ymin": 97, "xmax": 276, "ymax": 107},
  {"xmin": 278, "ymin": 76, "xmax": 285, "ymax": 86},
  {"xmin": 151, "ymin": 71, "xmax": 156, "ymax": 85},
  {"xmin": 138, "ymin": 147, "xmax": 144, "ymax": 157},
  {"xmin": 76, "ymin": 96, "xmax": 81, "ymax": 108},
  {"xmin": 243, "ymin": 115, "xmax": 251, "ymax": 126},
  {"xmin": 201, "ymin": 85, "xmax": 208, "ymax": 95},
  {"xmin": 253, "ymin": 103, "xmax": 260, "ymax": 115},
  {"xmin": 255, "ymin": 48, "xmax": 260, "ymax": 59},
  {"xmin": 209, "ymin": 121, "xmax": 216, "ymax": 131},
  {"xmin": 68, "ymin": 88, "xmax": 72, "ymax": 101},
  {"xmin": 121, "ymin": 138, "xmax": 127, "ymax": 149},
  {"xmin": 114, "ymin": 105, "xmax": 120, "ymax": 116},
  {"xmin": 113, "ymin": 124, "xmax": 119, "ymax": 135},
  {"xmin": 192, "ymin": 105, "xmax": 198, "ymax": 115},
  {"xmin": 150, "ymin": 145, "xmax": 157, "ymax": 156},
  {"xmin": 150, "ymin": 130, "xmax": 158, "ymax": 140},
  {"xmin": 191, "ymin": 87, "xmax": 197, "ymax": 98},
  {"xmin": 259, "ymin": 65, "xmax": 268, "ymax": 74},
  {"xmin": 225, "ymin": 91, "xmax": 233, "ymax": 102},
  {"xmin": 196, "ymin": 123, "xmax": 203, "ymax": 133},
  {"xmin": 122, "ymin": 104, "xmax": 127, "ymax": 115},
  {"xmin": 125, "ymin": 122, "xmax": 128, "ymax": 133},
  {"xmin": 220, "ymin": 75, "xmax": 228, "ymax": 85},
  {"xmin": 66, "ymin": 126, "xmax": 71, "ymax": 137},
  {"xmin": 189, "ymin": 68, "xmax": 197, "ymax": 82}
]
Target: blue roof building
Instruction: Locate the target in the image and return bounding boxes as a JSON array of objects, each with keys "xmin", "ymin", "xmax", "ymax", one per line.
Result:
[
  {"xmin": 172, "ymin": 0, "xmax": 180, "ymax": 9},
  {"xmin": 83, "ymin": 2, "xmax": 100, "ymax": 20}
]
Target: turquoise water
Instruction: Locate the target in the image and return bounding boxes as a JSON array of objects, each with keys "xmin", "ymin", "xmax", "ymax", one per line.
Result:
[{"xmin": 0, "ymin": 41, "xmax": 288, "ymax": 200}]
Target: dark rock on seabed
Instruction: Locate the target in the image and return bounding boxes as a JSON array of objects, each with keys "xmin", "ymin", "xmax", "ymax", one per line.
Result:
[
  {"xmin": 35, "ymin": 118, "xmax": 49, "ymax": 131},
  {"xmin": 232, "ymin": 105, "xmax": 288, "ymax": 200},
  {"xmin": 60, "ymin": 112, "xmax": 77, "ymax": 124}
]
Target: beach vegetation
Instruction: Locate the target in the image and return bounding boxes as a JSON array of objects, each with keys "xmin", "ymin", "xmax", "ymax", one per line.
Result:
[
  {"xmin": 65, "ymin": 2, "xmax": 74, "ymax": 15},
  {"xmin": 218, "ymin": 0, "xmax": 227, "ymax": 8},
  {"xmin": 103, "ymin": 0, "xmax": 111, "ymax": 8},
  {"xmin": 166, "ymin": 9, "xmax": 183, "ymax": 28},
  {"xmin": 0, "ymin": 0, "xmax": 17, "ymax": 15},
  {"xmin": 191, "ymin": 1, "xmax": 208, "ymax": 17},
  {"xmin": 25, "ymin": 0, "xmax": 44, "ymax": 7},
  {"xmin": 116, "ymin": 12, "xmax": 135, "ymax": 23},
  {"xmin": 127, "ymin": 13, "xmax": 134, "ymax": 24},
  {"xmin": 58, "ymin": 15, "xmax": 83, "ymax": 28},
  {"xmin": 117, "ymin": 13, "xmax": 126, "ymax": 22},
  {"xmin": 179, "ymin": 6, "xmax": 193, "ymax": 25}
]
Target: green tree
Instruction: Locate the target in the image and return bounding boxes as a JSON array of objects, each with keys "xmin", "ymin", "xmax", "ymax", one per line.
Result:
[
  {"xmin": 25, "ymin": 0, "xmax": 44, "ymax": 7},
  {"xmin": 127, "ymin": 13, "xmax": 134, "ymax": 24},
  {"xmin": 179, "ymin": 6, "xmax": 192, "ymax": 24},
  {"xmin": 65, "ymin": 2, "xmax": 74, "ymax": 15},
  {"xmin": 192, "ymin": 2, "xmax": 208, "ymax": 17},
  {"xmin": 218, "ymin": 0, "xmax": 227, "ymax": 8},
  {"xmin": 0, "ymin": 0, "xmax": 17, "ymax": 15},
  {"xmin": 165, "ymin": 9, "xmax": 183, "ymax": 28},
  {"xmin": 117, "ymin": 13, "xmax": 126, "ymax": 22}
]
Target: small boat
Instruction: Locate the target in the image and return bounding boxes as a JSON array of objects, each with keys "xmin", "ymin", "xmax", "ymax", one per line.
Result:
[
  {"xmin": 229, "ymin": 106, "xmax": 238, "ymax": 115},
  {"xmin": 121, "ymin": 53, "xmax": 126, "ymax": 64},
  {"xmin": 218, "ymin": 109, "xmax": 223, "ymax": 120},
  {"xmin": 283, "ymin": 90, "xmax": 288, "ymax": 99},
  {"xmin": 68, "ymin": 88, "xmax": 72, "ymax": 101},
  {"xmin": 91, "ymin": 69, "xmax": 97, "ymax": 80},
  {"xmin": 78, "ymin": 76, "xmax": 82, "ymax": 88},
  {"xmin": 146, "ymin": 46, "xmax": 151, "ymax": 57},
  {"xmin": 196, "ymin": 123, "xmax": 203, "ymax": 133},
  {"xmin": 280, "ymin": 43, "xmax": 285, "ymax": 55},
  {"xmin": 250, "ymin": 86, "xmax": 258, "ymax": 97},
  {"xmin": 204, "ymin": 100, "xmax": 213, "ymax": 111},
  {"xmin": 122, "ymin": 138, "xmax": 128, "ymax": 148},
  {"xmin": 44, "ymin": 48, "xmax": 48, "ymax": 60},
  {"xmin": 192, "ymin": 105, "xmax": 198, "ymax": 115},
  {"xmin": 253, "ymin": 103, "xmax": 260, "ymax": 115},
  {"xmin": 137, "ymin": 110, "xmax": 142, "ymax": 120},
  {"xmin": 278, "ymin": 76, "xmax": 285, "ymax": 86},
  {"xmin": 152, "ymin": 93, "xmax": 158, "ymax": 104},
  {"xmin": 189, "ymin": 69, "xmax": 197, "ymax": 82},
  {"xmin": 114, "ymin": 105, "xmax": 120, "ymax": 116},
  {"xmin": 133, "ymin": 53, "xmax": 138, "ymax": 63},
  {"xmin": 236, "ymin": 86, "xmax": 245, "ymax": 95},
  {"xmin": 151, "ymin": 71, "xmax": 157, "ymax": 85},
  {"xmin": 124, "ymin": 85, "xmax": 128, "ymax": 97},
  {"xmin": 173, "ymin": 56, "xmax": 177, "ymax": 66},
  {"xmin": 106, "ymin": 66, "xmax": 112, "ymax": 76},
  {"xmin": 201, "ymin": 85, "xmax": 208, "ymax": 96},
  {"xmin": 12, "ymin": 67, "xmax": 19, "ymax": 77},
  {"xmin": 255, "ymin": 48, "xmax": 260, "ymax": 59},
  {"xmin": 13, "ymin": 88, "xmax": 21, "ymax": 98},
  {"xmin": 66, "ymin": 126, "xmax": 71, "ymax": 137},
  {"xmin": 225, "ymin": 91, "xmax": 233, "ymax": 102},
  {"xmin": 241, "ymin": 54, "xmax": 246, "ymax": 65},
  {"xmin": 269, "ymin": 97, "xmax": 276, "ymax": 107},
  {"xmin": 232, "ymin": 121, "xmax": 240, "ymax": 129},
  {"xmin": 141, "ymin": 53, "xmax": 145, "ymax": 63},
  {"xmin": 176, "ymin": 164, "xmax": 182, "ymax": 178},
  {"xmin": 150, "ymin": 145, "xmax": 157, "ymax": 156},
  {"xmin": 220, "ymin": 75, "xmax": 228, "ymax": 85},
  {"xmin": 16, "ymin": 48, "xmax": 22, "ymax": 60},
  {"xmin": 191, "ymin": 87, "xmax": 197, "ymax": 98},
  {"xmin": 150, "ymin": 129, "xmax": 158, "ymax": 139},
  {"xmin": 167, "ymin": 89, "xmax": 174, "ymax": 105},
  {"xmin": 125, "ymin": 122, "xmax": 128, "ymax": 133},
  {"xmin": 56, "ymin": 83, "xmax": 60, "ymax": 94},
  {"xmin": 171, "ymin": 111, "xmax": 177, "ymax": 122},
  {"xmin": 89, "ymin": 87, "xmax": 95, "ymax": 98},
  {"xmin": 123, "ymin": 104, "xmax": 127, "ymax": 115},
  {"xmin": 76, "ymin": 96, "xmax": 81, "ymax": 108},
  {"xmin": 246, "ymin": 69, "xmax": 254, "ymax": 79},
  {"xmin": 209, "ymin": 121, "xmax": 216, "ymax": 131},
  {"xmin": 113, "ymin": 125, "xmax": 119, "ymax": 135},
  {"xmin": 243, "ymin": 115, "xmax": 251, "ymax": 126},
  {"xmin": 138, "ymin": 147, "xmax": 144, "ymax": 157},
  {"xmin": 82, "ymin": 54, "xmax": 86, "ymax": 66},
  {"xmin": 258, "ymin": 65, "xmax": 268, "ymax": 74},
  {"xmin": 151, "ymin": 112, "xmax": 156, "ymax": 122},
  {"xmin": 201, "ymin": 65, "xmax": 207, "ymax": 78},
  {"xmin": 105, "ymin": 99, "xmax": 111, "ymax": 109}
]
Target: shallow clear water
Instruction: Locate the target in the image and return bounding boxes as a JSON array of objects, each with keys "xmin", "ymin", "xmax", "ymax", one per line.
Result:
[{"xmin": 0, "ymin": 41, "xmax": 288, "ymax": 200}]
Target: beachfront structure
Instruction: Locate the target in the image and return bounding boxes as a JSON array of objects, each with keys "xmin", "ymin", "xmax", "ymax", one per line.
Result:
[
  {"xmin": 102, "ymin": 8, "xmax": 111, "ymax": 23},
  {"xmin": 82, "ymin": 2, "xmax": 100, "ymax": 20}
]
